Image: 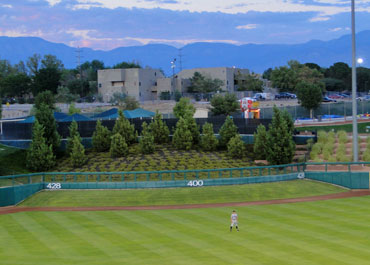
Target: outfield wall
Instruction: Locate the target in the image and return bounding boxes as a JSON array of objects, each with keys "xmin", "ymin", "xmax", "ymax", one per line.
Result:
[
  {"xmin": 305, "ymin": 171, "xmax": 370, "ymax": 189},
  {"xmin": 0, "ymin": 183, "xmax": 43, "ymax": 207}
]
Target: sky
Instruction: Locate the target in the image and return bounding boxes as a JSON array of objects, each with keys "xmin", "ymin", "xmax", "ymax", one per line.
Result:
[{"xmin": 0, "ymin": 0, "xmax": 369, "ymax": 50}]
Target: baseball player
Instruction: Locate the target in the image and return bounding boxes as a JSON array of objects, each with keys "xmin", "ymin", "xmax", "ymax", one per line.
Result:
[{"xmin": 230, "ymin": 210, "xmax": 239, "ymax": 232}]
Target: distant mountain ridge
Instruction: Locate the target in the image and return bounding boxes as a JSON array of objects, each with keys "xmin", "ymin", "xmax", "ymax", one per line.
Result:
[{"xmin": 0, "ymin": 31, "xmax": 369, "ymax": 75}]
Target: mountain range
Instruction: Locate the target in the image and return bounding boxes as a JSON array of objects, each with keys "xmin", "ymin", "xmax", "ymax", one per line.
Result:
[{"xmin": 0, "ymin": 31, "xmax": 369, "ymax": 76}]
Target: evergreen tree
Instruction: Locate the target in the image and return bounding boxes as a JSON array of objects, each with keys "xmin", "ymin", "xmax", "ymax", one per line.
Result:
[
  {"xmin": 219, "ymin": 116, "xmax": 238, "ymax": 148},
  {"xmin": 253, "ymin": 124, "xmax": 268, "ymax": 160},
  {"xmin": 92, "ymin": 120, "xmax": 111, "ymax": 152},
  {"xmin": 185, "ymin": 115, "xmax": 200, "ymax": 145},
  {"xmin": 26, "ymin": 120, "xmax": 56, "ymax": 171},
  {"xmin": 173, "ymin": 97, "xmax": 195, "ymax": 118},
  {"xmin": 35, "ymin": 103, "xmax": 61, "ymax": 154},
  {"xmin": 266, "ymin": 106, "xmax": 295, "ymax": 165},
  {"xmin": 172, "ymin": 117, "xmax": 193, "ymax": 150},
  {"xmin": 149, "ymin": 111, "xmax": 170, "ymax": 144},
  {"xmin": 70, "ymin": 135, "xmax": 87, "ymax": 167},
  {"xmin": 139, "ymin": 122, "xmax": 155, "ymax": 154},
  {"xmin": 66, "ymin": 120, "xmax": 81, "ymax": 154},
  {"xmin": 281, "ymin": 110, "xmax": 294, "ymax": 134},
  {"xmin": 227, "ymin": 135, "xmax": 246, "ymax": 158},
  {"xmin": 110, "ymin": 133, "xmax": 128, "ymax": 158},
  {"xmin": 112, "ymin": 110, "xmax": 137, "ymax": 145},
  {"xmin": 200, "ymin": 122, "xmax": 218, "ymax": 151}
]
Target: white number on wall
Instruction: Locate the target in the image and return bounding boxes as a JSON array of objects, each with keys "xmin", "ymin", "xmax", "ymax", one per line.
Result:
[
  {"xmin": 46, "ymin": 183, "xmax": 61, "ymax": 189},
  {"xmin": 187, "ymin": 180, "xmax": 204, "ymax": 187}
]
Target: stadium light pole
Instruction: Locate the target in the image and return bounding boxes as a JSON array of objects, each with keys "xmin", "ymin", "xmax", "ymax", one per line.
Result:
[{"xmin": 351, "ymin": 0, "xmax": 358, "ymax": 162}]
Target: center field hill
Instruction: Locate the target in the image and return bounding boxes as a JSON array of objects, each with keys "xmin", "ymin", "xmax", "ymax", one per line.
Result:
[{"xmin": 1, "ymin": 180, "xmax": 370, "ymax": 265}]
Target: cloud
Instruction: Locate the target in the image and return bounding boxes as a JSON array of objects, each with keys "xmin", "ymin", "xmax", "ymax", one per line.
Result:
[{"xmin": 236, "ymin": 24, "xmax": 257, "ymax": 30}]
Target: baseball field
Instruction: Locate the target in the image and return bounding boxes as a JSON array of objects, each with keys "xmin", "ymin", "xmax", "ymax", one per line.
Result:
[{"xmin": 1, "ymin": 180, "xmax": 370, "ymax": 265}]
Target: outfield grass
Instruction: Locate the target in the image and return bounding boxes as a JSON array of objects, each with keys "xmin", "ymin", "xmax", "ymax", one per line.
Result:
[
  {"xmin": 19, "ymin": 180, "xmax": 346, "ymax": 207},
  {"xmin": 1, "ymin": 196, "xmax": 370, "ymax": 265},
  {"xmin": 0, "ymin": 144, "xmax": 29, "ymax": 176}
]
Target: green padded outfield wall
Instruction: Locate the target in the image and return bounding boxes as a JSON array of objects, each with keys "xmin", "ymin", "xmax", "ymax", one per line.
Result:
[
  {"xmin": 305, "ymin": 172, "xmax": 370, "ymax": 189},
  {"xmin": 0, "ymin": 183, "xmax": 43, "ymax": 207}
]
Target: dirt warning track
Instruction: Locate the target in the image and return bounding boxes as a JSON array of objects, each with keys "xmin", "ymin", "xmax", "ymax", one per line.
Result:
[{"xmin": 0, "ymin": 190, "xmax": 369, "ymax": 215}]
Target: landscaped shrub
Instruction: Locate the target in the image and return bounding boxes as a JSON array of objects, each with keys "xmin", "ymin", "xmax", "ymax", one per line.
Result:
[
  {"xmin": 200, "ymin": 122, "xmax": 218, "ymax": 151},
  {"xmin": 338, "ymin": 130, "xmax": 348, "ymax": 144},
  {"xmin": 26, "ymin": 120, "xmax": 56, "ymax": 171},
  {"xmin": 92, "ymin": 120, "xmax": 111, "ymax": 152},
  {"xmin": 219, "ymin": 116, "xmax": 238, "ymax": 148},
  {"xmin": 327, "ymin": 131, "xmax": 336, "ymax": 141},
  {"xmin": 139, "ymin": 122, "xmax": 155, "ymax": 154},
  {"xmin": 337, "ymin": 152, "xmax": 350, "ymax": 162},
  {"xmin": 172, "ymin": 117, "xmax": 193, "ymax": 150},
  {"xmin": 149, "ymin": 111, "xmax": 170, "ymax": 144},
  {"xmin": 70, "ymin": 135, "xmax": 87, "ymax": 167},
  {"xmin": 306, "ymin": 138, "xmax": 314, "ymax": 151},
  {"xmin": 110, "ymin": 133, "xmax": 128, "ymax": 158},
  {"xmin": 253, "ymin": 124, "xmax": 268, "ymax": 160},
  {"xmin": 227, "ymin": 135, "xmax": 246, "ymax": 158},
  {"xmin": 317, "ymin": 130, "xmax": 327, "ymax": 143},
  {"xmin": 112, "ymin": 110, "xmax": 137, "ymax": 145},
  {"xmin": 328, "ymin": 155, "xmax": 337, "ymax": 162},
  {"xmin": 310, "ymin": 150, "xmax": 318, "ymax": 160},
  {"xmin": 265, "ymin": 106, "xmax": 295, "ymax": 165},
  {"xmin": 185, "ymin": 115, "xmax": 200, "ymax": 145},
  {"xmin": 363, "ymin": 149, "xmax": 370, "ymax": 162},
  {"xmin": 66, "ymin": 120, "xmax": 81, "ymax": 154},
  {"xmin": 311, "ymin": 142, "xmax": 323, "ymax": 154},
  {"xmin": 173, "ymin": 97, "xmax": 195, "ymax": 118}
]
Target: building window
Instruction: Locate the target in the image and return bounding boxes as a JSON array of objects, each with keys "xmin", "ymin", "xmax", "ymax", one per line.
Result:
[
  {"xmin": 139, "ymin": 92, "xmax": 141, "ymax": 96},
  {"xmin": 139, "ymin": 82, "xmax": 141, "ymax": 86},
  {"xmin": 98, "ymin": 83, "xmax": 102, "ymax": 88},
  {"xmin": 227, "ymin": 80, "xmax": 229, "ymax": 85},
  {"xmin": 155, "ymin": 72, "xmax": 157, "ymax": 76},
  {"xmin": 155, "ymin": 82, "xmax": 157, "ymax": 86}
]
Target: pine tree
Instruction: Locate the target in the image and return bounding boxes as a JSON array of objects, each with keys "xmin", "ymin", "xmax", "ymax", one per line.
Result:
[
  {"xmin": 110, "ymin": 133, "xmax": 128, "ymax": 158},
  {"xmin": 139, "ymin": 122, "xmax": 155, "ymax": 154},
  {"xmin": 185, "ymin": 115, "xmax": 200, "ymax": 146},
  {"xmin": 219, "ymin": 116, "xmax": 238, "ymax": 148},
  {"xmin": 35, "ymin": 103, "xmax": 61, "ymax": 154},
  {"xmin": 26, "ymin": 120, "xmax": 56, "ymax": 171},
  {"xmin": 66, "ymin": 120, "xmax": 81, "ymax": 154},
  {"xmin": 227, "ymin": 135, "xmax": 246, "ymax": 158},
  {"xmin": 149, "ymin": 111, "xmax": 170, "ymax": 144},
  {"xmin": 70, "ymin": 135, "xmax": 87, "ymax": 167},
  {"xmin": 200, "ymin": 122, "xmax": 218, "ymax": 151},
  {"xmin": 92, "ymin": 120, "xmax": 111, "ymax": 152},
  {"xmin": 253, "ymin": 124, "xmax": 268, "ymax": 160},
  {"xmin": 172, "ymin": 117, "xmax": 193, "ymax": 150},
  {"xmin": 266, "ymin": 106, "xmax": 295, "ymax": 165},
  {"xmin": 112, "ymin": 110, "xmax": 137, "ymax": 145}
]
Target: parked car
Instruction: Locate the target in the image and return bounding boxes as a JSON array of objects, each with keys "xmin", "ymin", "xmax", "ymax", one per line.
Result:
[
  {"xmin": 253, "ymin": 93, "xmax": 267, "ymax": 101},
  {"xmin": 275, "ymin": 92, "xmax": 296, "ymax": 99},
  {"xmin": 77, "ymin": 95, "xmax": 96, "ymax": 103},
  {"xmin": 1, "ymin": 97, "xmax": 16, "ymax": 104},
  {"xmin": 322, "ymin": 96, "xmax": 337, "ymax": 102},
  {"xmin": 328, "ymin": 94, "xmax": 343, "ymax": 99},
  {"xmin": 357, "ymin": 95, "xmax": 370, "ymax": 101}
]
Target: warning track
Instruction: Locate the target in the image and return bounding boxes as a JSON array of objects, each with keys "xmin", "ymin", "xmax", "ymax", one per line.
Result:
[{"xmin": 0, "ymin": 190, "xmax": 369, "ymax": 215}]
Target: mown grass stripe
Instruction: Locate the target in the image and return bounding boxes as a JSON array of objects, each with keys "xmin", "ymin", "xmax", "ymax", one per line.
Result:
[
  {"xmin": 40, "ymin": 212, "xmax": 110, "ymax": 259},
  {"xmin": 250, "ymin": 204, "xmax": 370, "ymax": 264},
  {"xmin": 183, "ymin": 207, "xmax": 335, "ymax": 265},
  {"xmin": 151, "ymin": 209, "xmax": 301, "ymax": 265},
  {"xmin": 113, "ymin": 210, "xmax": 218, "ymax": 265},
  {"xmin": 0, "ymin": 216, "xmax": 27, "ymax": 258}
]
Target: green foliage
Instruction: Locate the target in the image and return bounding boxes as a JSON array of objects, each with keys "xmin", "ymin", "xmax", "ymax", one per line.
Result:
[
  {"xmin": 112, "ymin": 61, "xmax": 141, "ymax": 69},
  {"xmin": 0, "ymin": 73, "xmax": 31, "ymax": 98},
  {"xmin": 281, "ymin": 110, "xmax": 294, "ymax": 134},
  {"xmin": 68, "ymin": 103, "xmax": 81, "ymax": 115},
  {"xmin": 296, "ymin": 81, "xmax": 323, "ymax": 115},
  {"xmin": 338, "ymin": 130, "xmax": 348, "ymax": 144},
  {"xmin": 253, "ymin": 124, "xmax": 268, "ymax": 160},
  {"xmin": 227, "ymin": 135, "xmax": 246, "ymax": 158},
  {"xmin": 266, "ymin": 106, "xmax": 295, "ymax": 165},
  {"xmin": 311, "ymin": 142, "xmax": 323, "ymax": 154},
  {"xmin": 66, "ymin": 121, "xmax": 81, "ymax": 154},
  {"xmin": 173, "ymin": 97, "xmax": 195, "ymax": 118},
  {"xmin": 306, "ymin": 138, "xmax": 314, "ymax": 151},
  {"xmin": 219, "ymin": 116, "xmax": 238, "ymax": 148},
  {"xmin": 139, "ymin": 122, "xmax": 155, "ymax": 154},
  {"xmin": 174, "ymin": 90, "xmax": 182, "ymax": 102},
  {"xmin": 35, "ymin": 103, "xmax": 61, "ymax": 154},
  {"xmin": 110, "ymin": 133, "xmax": 128, "ymax": 158},
  {"xmin": 210, "ymin": 93, "xmax": 239, "ymax": 116},
  {"xmin": 362, "ymin": 148, "xmax": 370, "ymax": 162},
  {"xmin": 32, "ymin": 67, "xmax": 61, "ymax": 95},
  {"xmin": 172, "ymin": 117, "xmax": 193, "ymax": 150},
  {"xmin": 34, "ymin": 91, "xmax": 56, "ymax": 110},
  {"xmin": 26, "ymin": 120, "xmax": 56, "ymax": 171},
  {"xmin": 56, "ymin": 86, "xmax": 78, "ymax": 103},
  {"xmin": 70, "ymin": 135, "xmax": 87, "ymax": 167},
  {"xmin": 123, "ymin": 96, "xmax": 140, "ymax": 110},
  {"xmin": 149, "ymin": 111, "xmax": 170, "ymax": 144},
  {"xmin": 92, "ymin": 120, "xmax": 111, "ymax": 152},
  {"xmin": 187, "ymin": 72, "xmax": 224, "ymax": 93},
  {"xmin": 185, "ymin": 116, "xmax": 200, "ymax": 145},
  {"xmin": 200, "ymin": 123, "xmax": 218, "ymax": 151},
  {"xmin": 317, "ymin": 130, "xmax": 327, "ymax": 143},
  {"xmin": 112, "ymin": 110, "xmax": 137, "ymax": 145},
  {"xmin": 235, "ymin": 73, "xmax": 263, "ymax": 92}
]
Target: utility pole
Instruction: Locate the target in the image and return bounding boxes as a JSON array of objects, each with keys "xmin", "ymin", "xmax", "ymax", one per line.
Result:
[
  {"xmin": 178, "ymin": 48, "xmax": 183, "ymax": 72},
  {"xmin": 351, "ymin": 0, "xmax": 358, "ymax": 162}
]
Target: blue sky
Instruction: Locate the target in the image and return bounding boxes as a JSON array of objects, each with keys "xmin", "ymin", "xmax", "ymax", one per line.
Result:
[{"xmin": 0, "ymin": 0, "xmax": 369, "ymax": 50}]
